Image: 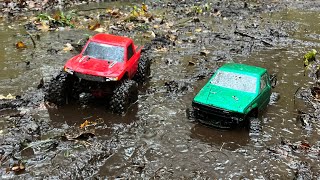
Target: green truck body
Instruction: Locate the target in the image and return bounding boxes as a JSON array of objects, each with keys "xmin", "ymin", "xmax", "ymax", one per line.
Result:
[{"xmin": 192, "ymin": 63, "xmax": 272, "ymax": 127}]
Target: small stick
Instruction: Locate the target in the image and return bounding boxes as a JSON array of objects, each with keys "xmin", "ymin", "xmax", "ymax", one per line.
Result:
[
  {"xmin": 220, "ymin": 142, "xmax": 225, "ymax": 151},
  {"xmin": 26, "ymin": 31, "xmax": 36, "ymax": 48}
]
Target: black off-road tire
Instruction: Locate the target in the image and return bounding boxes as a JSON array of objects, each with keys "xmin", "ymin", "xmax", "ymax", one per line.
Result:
[
  {"xmin": 110, "ymin": 80, "xmax": 138, "ymax": 114},
  {"xmin": 248, "ymin": 117, "xmax": 262, "ymax": 136},
  {"xmin": 186, "ymin": 108, "xmax": 195, "ymax": 120},
  {"xmin": 44, "ymin": 71, "xmax": 71, "ymax": 106},
  {"xmin": 133, "ymin": 55, "xmax": 151, "ymax": 83}
]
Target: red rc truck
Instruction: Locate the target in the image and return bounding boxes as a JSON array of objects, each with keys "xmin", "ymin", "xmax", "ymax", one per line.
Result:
[{"xmin": 44, "ymin": 33, "xmax": 151, "ymax": 113}]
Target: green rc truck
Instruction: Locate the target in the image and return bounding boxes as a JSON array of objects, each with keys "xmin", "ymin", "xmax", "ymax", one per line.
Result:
[{"xmin": 189, "ymin": 63, "xmax": 275, "ymax": 128}]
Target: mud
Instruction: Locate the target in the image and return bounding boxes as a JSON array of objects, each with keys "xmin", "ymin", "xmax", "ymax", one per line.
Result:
[{"xmin": 0, "ymin": 0, "xmax": 320, "ymax": 179}]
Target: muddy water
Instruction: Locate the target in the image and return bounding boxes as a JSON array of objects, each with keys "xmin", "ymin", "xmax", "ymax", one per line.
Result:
[{"xmin": 1, "ymin": 2, "xmax": 320, "ymax": 179}]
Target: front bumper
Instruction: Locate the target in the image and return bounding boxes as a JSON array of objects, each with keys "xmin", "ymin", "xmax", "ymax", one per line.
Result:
[{"xmin": 192, "ymin": 101, "xmax": 245, "ymax": 128}]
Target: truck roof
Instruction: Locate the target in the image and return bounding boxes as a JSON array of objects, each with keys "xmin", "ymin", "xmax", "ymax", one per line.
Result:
[
  {"xmin": 218, "ymin": 63, "xmax": 267, "ymax": 77},
  {"xmin": 90, "ymin": 33, "xmax": 133, "ymax": 47}
]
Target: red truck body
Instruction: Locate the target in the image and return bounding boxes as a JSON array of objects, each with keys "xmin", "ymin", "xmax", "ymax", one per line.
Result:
[
  {"xmin": 64, "ymin": 33, "xmax": 142, "ymax": 81},
  {"xmin": 45, "ymin": 33, "xmax": 150, "ymax": 113}
]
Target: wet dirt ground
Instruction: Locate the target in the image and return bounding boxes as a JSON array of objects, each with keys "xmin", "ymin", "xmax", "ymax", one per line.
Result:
[{"xmin": 1, "ymin": 0, "xmax": 320, "ymax": 179}]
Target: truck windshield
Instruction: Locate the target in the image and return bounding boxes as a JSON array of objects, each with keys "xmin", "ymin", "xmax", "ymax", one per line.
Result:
[
  {"xmin": 83, "ymin": 42, "xmax": 124, "ymax": 62},
  {"xmin": 210, "ymin": 71, "xmax": 257, "ymax": 93}
]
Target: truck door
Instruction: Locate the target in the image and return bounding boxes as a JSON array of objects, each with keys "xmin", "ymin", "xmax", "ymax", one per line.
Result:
[
  {"xmin": 126, "ymin": 43, "xmax": 138, "ymax": 77},
  {"xmin": 257, "ymin": 73, "xmax": 271, "ymax": 110}
]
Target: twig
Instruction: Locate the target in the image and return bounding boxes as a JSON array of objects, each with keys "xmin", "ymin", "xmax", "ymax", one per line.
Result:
[
  {"xmin": 293, "ymin": 87, "xmax": 302, "ymax": 105},
  {"xmin": 74, "ymin": 7, "xmax": 108, "ymax": 13},
  {"xmin": 234, "ymin": 30, "xmax": 273, "ymax": 47},
  {"xmin": 220, "ymin": 142, "xmax": 225, "ymax": 151},
  {"xmin": 173, "ymin": 18, "xmax": 193, "ymax": 27},
  {"xmin": 26, "ymin": 31, "xmax": 36, "ymax": 48}
]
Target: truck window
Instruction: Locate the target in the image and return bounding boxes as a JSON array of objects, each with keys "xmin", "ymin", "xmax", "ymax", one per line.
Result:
[
  {"xmin": 260, "ymin": 73, "xmax": 267, "ymax": 92},
  {"xmin": 210, "ymin": 71, "xmax": 257, "ymax": 93},
  {"xmin": 83, "ymin": 42, "xmax": 124, "ymax": 62},
  {"xmin": 127, "ymin": 44, "xmax": 134, "ymax": 60}
]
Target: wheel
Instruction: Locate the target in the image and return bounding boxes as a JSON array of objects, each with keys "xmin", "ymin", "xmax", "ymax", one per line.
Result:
[
  {"xmin": 186, "ymin": 107, "xmax": 195, "ymax": 120},
  {"xmin": 110, "ymin": 80, "xmax": 138, "ymax": 114},
  {"xmin": 133, "ymin": 54, "xmax": 151, "ymax": 83},
  {"xmin": 248, "ymin": 117, "xmax": 262, "ymax": 136},
  {"xmin": 69, "ymin": 77, "xmax": 82, "ymax": 100},
  {"xmin": 44, "ymin": 71, "xmax": 71, "ymax": 106}
]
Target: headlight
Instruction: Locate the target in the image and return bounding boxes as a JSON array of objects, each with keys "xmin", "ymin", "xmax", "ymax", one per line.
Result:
[
  {"xmin": 64, "ymin": 67, "xmax": 74, "ymax": 75},
  {"xmin": 105, "ymin": 77, "xmax": 118, "ymax": 81}
]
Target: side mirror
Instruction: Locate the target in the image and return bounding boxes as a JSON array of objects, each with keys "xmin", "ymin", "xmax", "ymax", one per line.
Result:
[{"xmin": 270, "ymin": 74, "xmax": 277, "ymax": 88}]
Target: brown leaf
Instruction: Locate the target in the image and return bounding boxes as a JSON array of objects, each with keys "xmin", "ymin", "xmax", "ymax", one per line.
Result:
[
  {"xmin": 195, "ymin": 28, "xmax": 202, "ymax": 32},
  {"xmin": 141, "ymin": 3, "xmax": 148, "ymax": 12},
  {"xmin": 37, "ymin": 22, "xmax": 50, "ymax": 32},
  {"xmin": 53, "ymin": 11, "xmax": 61, "ymax": 21},
  {"xmin": 62, "ymin": 132, "xmax": 95, "ymax": 141},
  {"xmin": 155, "ymin": 47, "xmax": 168, "ymax": 52},
  {"xmin": 106, "ymin": 8, "xmax": 121, "ymax": 18},
  {"xmin": 16, "ymin": 41, "xmax": 27, "ymax": 49},
  {"xmin": 0, "ymin": 93, "xmax": 16, "ymax": 99},
  {"xmin": 80, "ymin": 120, "xmax": 97, "ymax": 129},
  {"xmin": 311, "ymin": 87, "xmax": 320, "ymax": 101},
  {"xmin": 11, "ymin": 162, "xmax": 25, "ymax": 172},
  {"xmin": 88, "ymin": 22, "xmax": 100, "ymax": 31},
  {"xmin": 168, "ymin": 34, "xmax": 177, "ymax": 41},
  {"xmin": 143, "ymin": 31, "xmax": 156, "ymax": 38},
  {"xmin": 188, "ymin": 61, "xmax": 196, "ymax": 66},
  {"xmin": 94, "ymin": 27, "xmax": 105, "ymax": 33},
  {"xmin": 200, "ymin": 49, "xmax": 210, "ymax": 56},
  {"xmin": 63, "ymin": 43, "xmax": 74, "ymax": 52},
  {"xmin": 300, "ymin": 142, "xmax": 311, "ymax": 150},
  {"xmin": 80, "ymin": 120, "xmax": 89, "ymax": 129}
]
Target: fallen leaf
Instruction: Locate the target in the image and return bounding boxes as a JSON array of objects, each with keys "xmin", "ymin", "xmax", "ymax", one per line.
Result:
[
  {"xmin": 106, "ymin": 8, "xmax": 121, "ymax": 18},
  {"xmin": 300, "ymin": 142, "xmax": 311, "ymax": 150},
  {"xmin": 62, "ymin": 132, "xmax": 95, "ymax": 141},
  {"xmin": 150, "ymin": 31, "xmax": 156, "ymax": 38},
  {"xmin": 80, "ymin": 120, "xmax": 89, "ymax": 129},
  {"xmin": 110, "ymin": 25, "xmax": 120, "ymax": 30},
  {"xmin": 212, "ymin": 9, "xmax": 221, "ymax": 17},
  {"xmin": 94, "ymin": 27, "xmax": 105, "ymax": 33},
  {"xmin": 53, "ymin": 11, "xmax": 61, "ymax": 21},
  {"xmin": 168, "ymin": 34, "xmax": 177, "ymax": 41},
  {"xmin": 0, "ymin": 93, "xmax": 16, "ymax": 99},
  {"xmin": 200, "ymin": 49, "xmax": 210, "ymax": 56},
  {"xmin": 63, "ymin": 43, "xmax": 74, "ymax": 52},
  {"xmin": 15, "ymin": 41, "xmax": 26, "ymax": 49},
  {"xmin": 311, "ymin": 86, "xmax": 320, "ymax": 100},
  {"xmin": 141, "ymin": 3, "xmax": 148, "ymax": 12},
  {"xmin": 155, "ymin": 47, "xmax": 168, "ymax": 52},
  {"xmin": 80, "ymin": 120, "xmax": 97, "ymax": 129},
  {"xmin": 143, "ymin": 31, "xmax": 156, "ymax": 38},
  {"xmin": 88, "ymin": 22, "xmax": 100, "ymax": 30},
  {"xmin": 125, "ymin": 22, "xmax": 135, "ymax": 30},
  {"xmin": 37, "ymin": 22, "xmax": 50, "ymax": 32},
  {"xmin": 195, "ymin": 28, "xmax": 202, "ymax": 32},
  {"xmin": 11, "ymin": 162, "xmax": 25, "ymax": 172}
]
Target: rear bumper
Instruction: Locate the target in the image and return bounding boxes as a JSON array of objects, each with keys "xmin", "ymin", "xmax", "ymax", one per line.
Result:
[{"xmin": 192, "ymin": 101, "xmax": 245, "ymax": 128}]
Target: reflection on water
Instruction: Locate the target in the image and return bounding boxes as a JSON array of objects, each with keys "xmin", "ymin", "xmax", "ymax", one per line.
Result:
[
  {"xmin": 47, "ymin": 101, "xmax": 139, "ymax": 136},
  {"xmin": 190, "ymin": 123, "xmax": 250, "ymax": 150}
]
